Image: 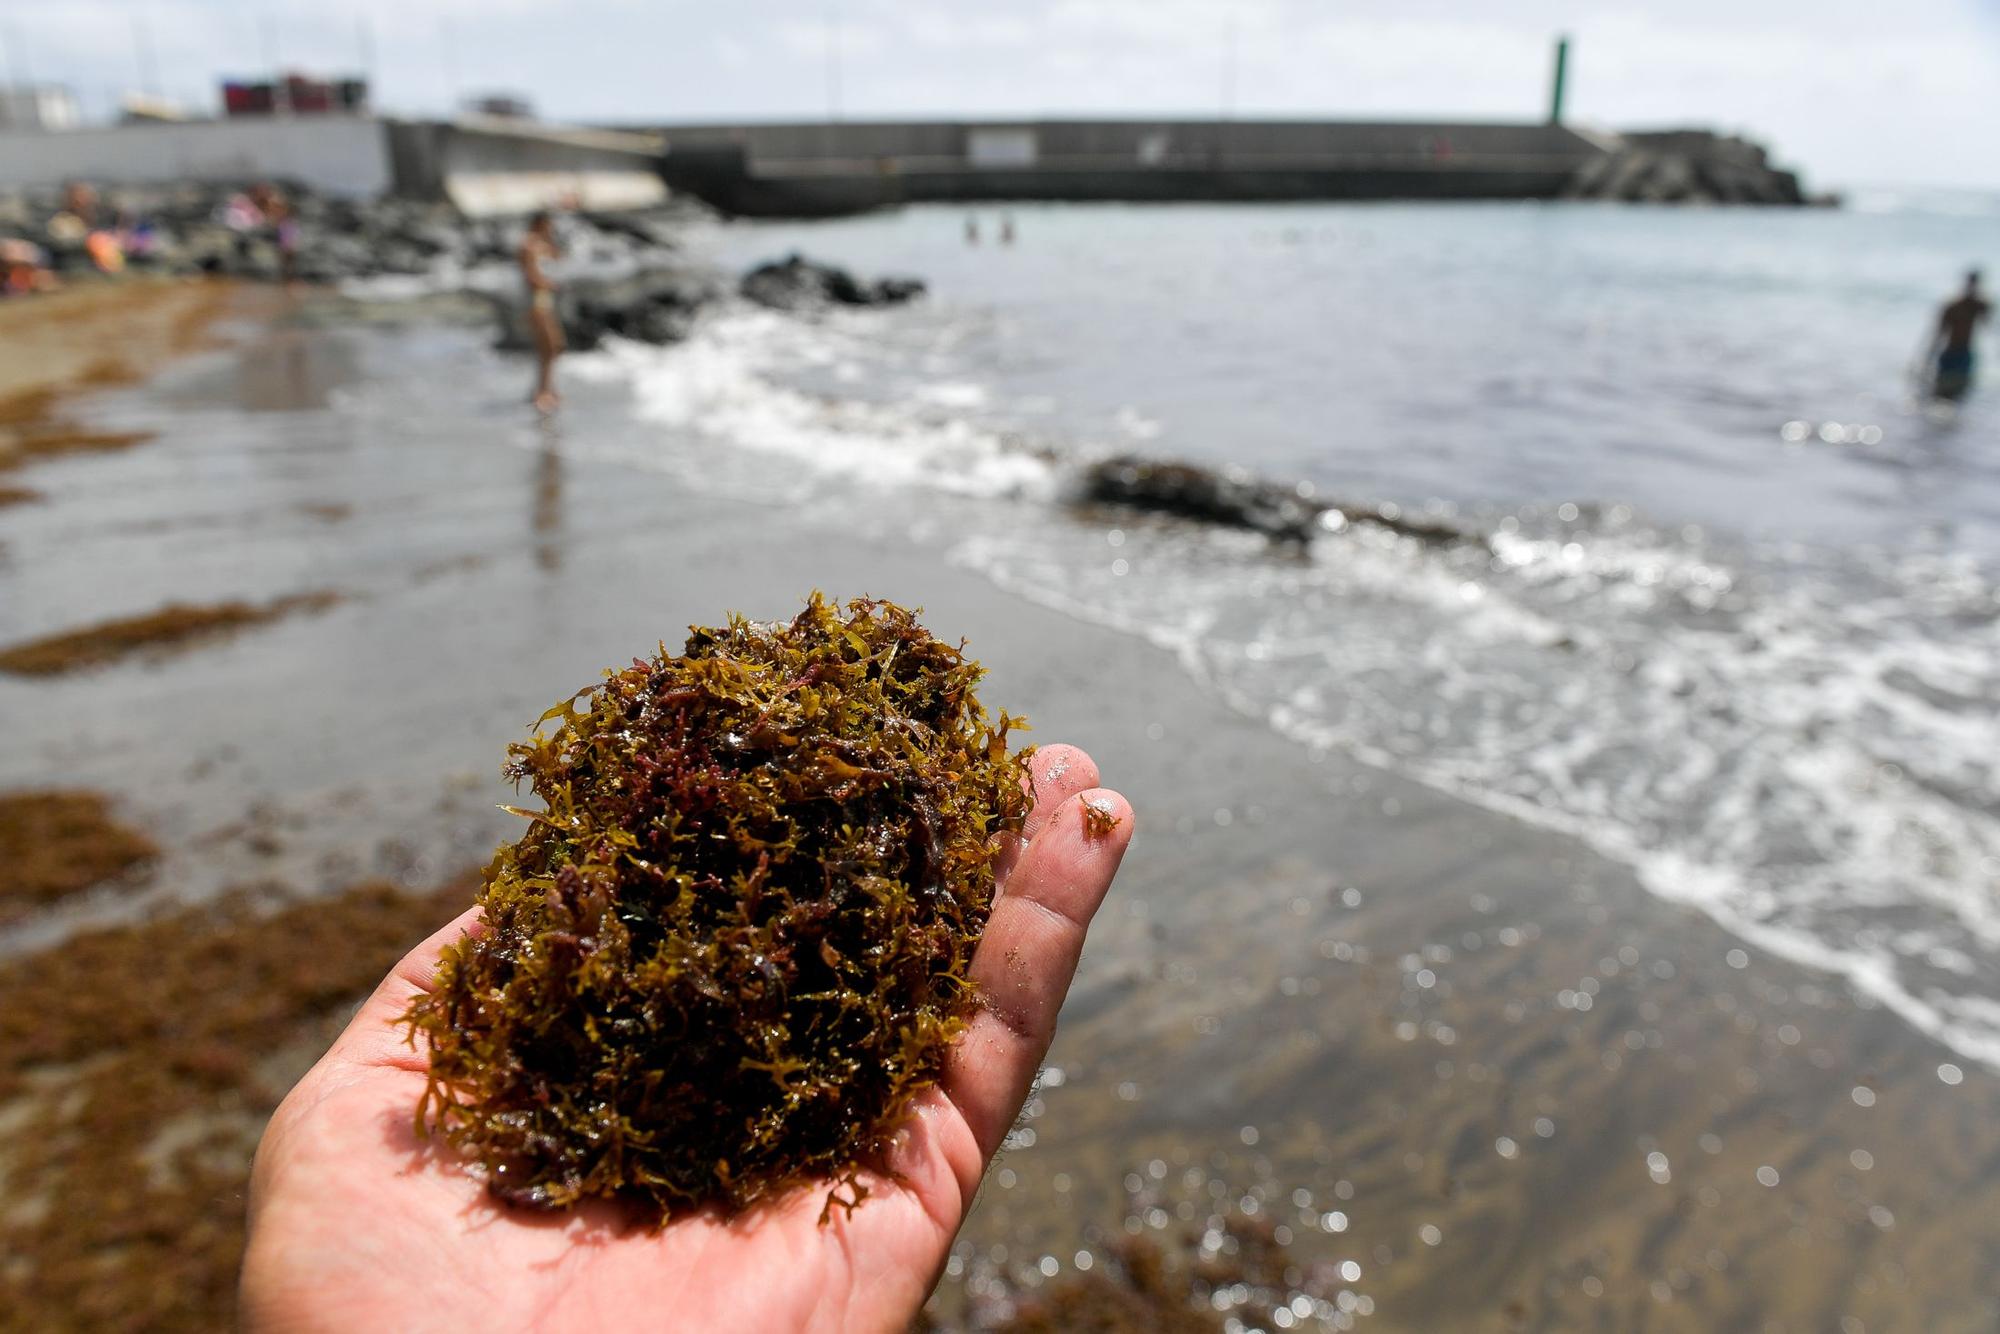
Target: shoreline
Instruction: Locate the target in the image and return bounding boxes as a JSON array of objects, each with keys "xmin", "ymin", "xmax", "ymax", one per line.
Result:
[
  {"xmin": 0, "ymin": 279, "xmax": 269, "ymax": 493},
  {"xmin": 1, "ymin": 292, "xmax": 1995, "ymax": 1330},
  {"xmin": 0, "ymin": 279, "xmax": 248, "ymax": 405}
]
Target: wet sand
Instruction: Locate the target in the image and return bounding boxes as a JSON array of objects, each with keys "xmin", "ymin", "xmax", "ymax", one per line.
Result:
[
  {"xmin": 0, "ymin": 279, "xmax": 242, "ymax": 402},
  {"xmin": 0, "ymin": 310, "xmax": 1995, "ymax": 1331}
]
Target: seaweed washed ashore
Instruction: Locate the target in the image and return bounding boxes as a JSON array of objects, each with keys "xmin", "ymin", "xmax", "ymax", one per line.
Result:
[{"xmin": 404, "ymin": 596, "xmax": 1035, "ymax": 1222}]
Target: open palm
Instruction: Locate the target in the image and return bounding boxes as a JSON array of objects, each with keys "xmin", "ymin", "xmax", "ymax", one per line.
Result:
[{"xmin": 241, "ymin": 745, "xmax": 1131, "ymax": 1334}]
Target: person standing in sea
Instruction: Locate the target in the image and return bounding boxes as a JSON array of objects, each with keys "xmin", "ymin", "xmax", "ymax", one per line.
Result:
[
  {"xmin": 1930, "ymin": 269, "xmax": 1990, "ymax": 401},
  {"xmin": 519, "ymin": 211, "xmax": 566, "ymax": 414}
]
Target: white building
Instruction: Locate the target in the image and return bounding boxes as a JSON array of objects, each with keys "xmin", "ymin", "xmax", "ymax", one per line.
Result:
[{"xmin": 0, "ymin": 85, "xmax": 82, "ymax": 132}]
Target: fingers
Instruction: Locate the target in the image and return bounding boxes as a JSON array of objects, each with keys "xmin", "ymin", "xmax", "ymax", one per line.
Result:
[
  {"xmin": 944, "ymin": 784, "xmax": 1133, "ymax": 1175},
  {"xmin": 1021, "ymin": 744, "xmax": 1099, "ymax": 841},
  {"xmin": 324, "ymin": 904, "xmax": 484, "ymax": 1072},
  {"xmin": 995, "ymin": 745, "xmax": 1098, "ymax": 889}
]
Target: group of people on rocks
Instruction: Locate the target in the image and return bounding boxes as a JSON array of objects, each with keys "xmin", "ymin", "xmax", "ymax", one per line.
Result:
[{"xmin": 0, "ymin": 178, "xmax": 301, "ymax": 296}]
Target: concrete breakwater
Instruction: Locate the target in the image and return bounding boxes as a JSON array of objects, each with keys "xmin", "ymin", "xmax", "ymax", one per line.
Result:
[
  {"xmin": 1, "ymin": 112, "xmax": 1823, "ymax": 223},
  {"xmin": 648, "ymin": 117, "xmax": 1822, "ymax": 217}
]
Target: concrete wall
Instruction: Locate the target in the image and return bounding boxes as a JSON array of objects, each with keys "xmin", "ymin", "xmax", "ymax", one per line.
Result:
[
  {"xmin": 0, "ymin": 115, "xmax": 667, "ymax": 213},
  {"xmin": 0, "ymin": 115, "xmax": 392, "ymax": 195},
  {"xmin": 389, "ymin": 118, "xmax": 667, "ymax": 216}
]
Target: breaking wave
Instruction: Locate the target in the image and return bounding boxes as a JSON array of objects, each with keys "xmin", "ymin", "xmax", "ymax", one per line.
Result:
[{"xmin": 582, "ymin": 295, "xmax": 2000, "ymax": 1072}]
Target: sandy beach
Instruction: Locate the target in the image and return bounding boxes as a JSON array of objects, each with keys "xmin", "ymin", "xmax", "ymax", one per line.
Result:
[
  {"xmin": 0, "ymin": 280, "xmax": 241, "ymax": 400},
  {"xmin": 1, "ymin": 284, "xmax": 1996, "ymax": 1332}
]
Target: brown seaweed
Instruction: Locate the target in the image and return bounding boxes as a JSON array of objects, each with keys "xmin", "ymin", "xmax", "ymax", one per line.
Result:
[
  {"xmin": 0, "ymin": 592, "xmax": 341, "ymax": 675},
  {"xmin": 1081, "ymin": 796, "xmax": 1124, "ymax": 839},
  {"xmin": 403, "ymin": 594, "xmax": 1033, "ymax": 1222},
  {"xmin": 0, "ymin": 789, "xmax": 159, "ymax": 922},
  {"xmin": 0, "ymin": 875, "xmax": 476, "ymax": 1333}
]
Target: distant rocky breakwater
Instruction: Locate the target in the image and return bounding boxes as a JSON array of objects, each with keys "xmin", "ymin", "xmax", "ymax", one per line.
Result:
[{"xmin": 1565, "ymin": 129, "xmax": 1834, "ymax": 206}]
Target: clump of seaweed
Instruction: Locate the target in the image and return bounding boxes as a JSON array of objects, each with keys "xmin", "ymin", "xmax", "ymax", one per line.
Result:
[{"xmin": 404, "ymin": 594, "xmax": 1033, "ymax": 1221}]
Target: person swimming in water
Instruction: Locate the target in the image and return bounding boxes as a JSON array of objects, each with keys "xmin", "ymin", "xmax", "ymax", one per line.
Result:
[
  {"xmin": 1930, "ymin": 270, "xmax": 1990, "ymax": 402},
  {"xmin": 518, "ymin": 211, "xmax": 565, "ymax": 413}
]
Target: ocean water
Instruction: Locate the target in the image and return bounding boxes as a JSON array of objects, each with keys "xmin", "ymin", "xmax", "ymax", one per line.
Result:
[{"xmin": 564, "ymin": 198, "xmax": 2000, "ymax": 1069}]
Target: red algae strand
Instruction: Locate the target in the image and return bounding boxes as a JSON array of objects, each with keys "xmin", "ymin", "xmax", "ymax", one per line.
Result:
[{"xmin": 1081, "ymin": 798, "xmax": 1123, "ymax": 838}]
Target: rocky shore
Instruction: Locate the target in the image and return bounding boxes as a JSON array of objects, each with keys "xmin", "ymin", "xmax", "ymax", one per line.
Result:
[
  {"xmin": 3, "ymin": 180, "xmax": 929, "ymax": 374},
  {"xmin": 0, "ymin": 180, "xmax": 708, "ymax": 284}
]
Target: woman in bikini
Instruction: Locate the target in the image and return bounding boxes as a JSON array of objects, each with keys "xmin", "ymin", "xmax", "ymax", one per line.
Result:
[{"xmin": 519, "ymin": 211, "xmax": 565, "ymax": 413}]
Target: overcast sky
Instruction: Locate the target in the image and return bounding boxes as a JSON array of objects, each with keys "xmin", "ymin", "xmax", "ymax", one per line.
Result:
[{"xmin": 7, "ymin": 1, "xmax": 1998, "ymax": 190}]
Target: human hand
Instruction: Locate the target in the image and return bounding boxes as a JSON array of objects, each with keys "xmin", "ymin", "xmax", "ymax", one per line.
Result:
[{"xmin": 240, "ymin": 744, "xmax": 1132, "ymax": 1334}]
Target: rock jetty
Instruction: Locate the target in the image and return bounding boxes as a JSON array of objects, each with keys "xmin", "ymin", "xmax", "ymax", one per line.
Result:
[{"xmin": 1565, "ymin": 130, "xmax": 1830, "ymax": 206}]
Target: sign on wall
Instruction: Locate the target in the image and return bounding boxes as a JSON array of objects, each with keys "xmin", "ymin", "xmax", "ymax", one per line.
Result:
[{"xmin": 966, "ymin": 129, "xmax": 1037, "ymax": 168}]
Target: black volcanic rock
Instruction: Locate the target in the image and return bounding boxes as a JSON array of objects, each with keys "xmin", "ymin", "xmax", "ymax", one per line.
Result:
[
  {"xmin": 1081, "ymin": 456, "xmax": 1323, "ymax": 544},
  {"xmin": 1080, "ymin": 454, "xmax": 1485, "ymax": 549},
  {"xmin": 740, "ymin": 253, "xmax": 926, "ymax": 311},
  {"xmin": 569, "ymin": 267, "xmax": 724, "ymax": 348},
  {"xmin": 489, "ymin": 266, "xmax": 724, "ymax": 351}
]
